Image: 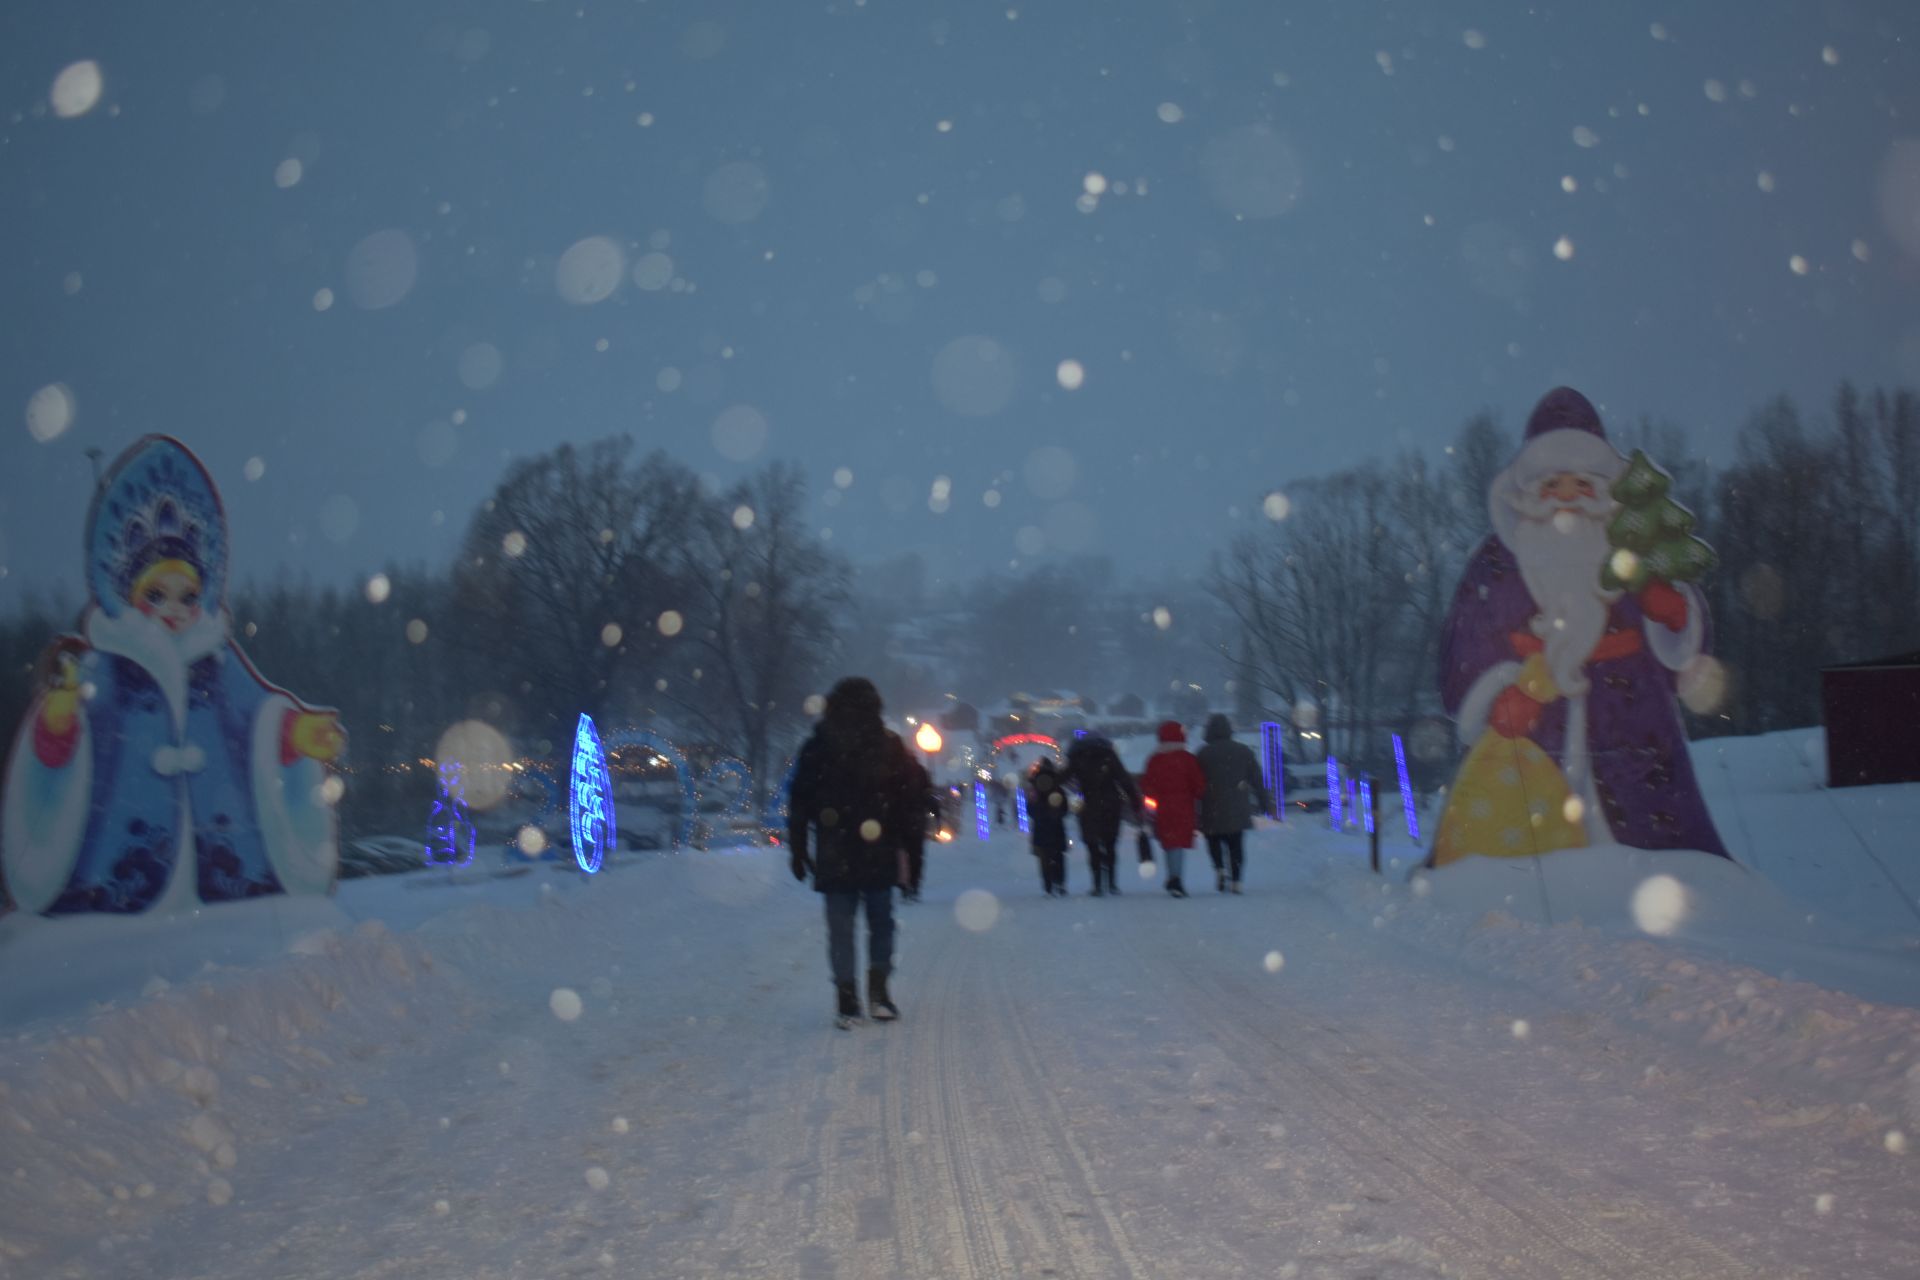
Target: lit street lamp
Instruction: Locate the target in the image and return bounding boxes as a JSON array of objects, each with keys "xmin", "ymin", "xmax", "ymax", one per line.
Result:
[{"xmin": 914, "ymin": 721, "xmax": 943, "ymax": 780}]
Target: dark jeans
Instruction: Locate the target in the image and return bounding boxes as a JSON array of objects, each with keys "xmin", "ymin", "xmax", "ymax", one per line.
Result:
[
  {"xmin": 1205, "ymin": 830, "xmax": 1246, "ymax": 882},
  {"xmin": 824, "ymin": 889, "xmax": 895, "ymax": 985},
  {"xmin": 904, "ymin": 840, "xmax": 925, "ymax": 895},
  {"xmin": 1035, "ymin": 846, "xmax": 1065, "ymax": 893},
  {"xmin": 1082, "ymin": 828, "xmax": 1119, "ymax": 892}
]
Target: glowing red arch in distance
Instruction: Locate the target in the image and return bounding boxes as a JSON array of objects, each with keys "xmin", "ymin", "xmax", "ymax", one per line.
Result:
[{"xmin": 991, "ymin": 733, "xmax": 1060, "ymax": 756}]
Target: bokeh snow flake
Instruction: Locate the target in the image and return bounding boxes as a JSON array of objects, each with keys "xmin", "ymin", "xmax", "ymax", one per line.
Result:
[
  {"xmin": 1022, "ymin": 445, "xmax": 1076, "ymax": 499},
  {"xmin": 1510, "ymin": 1019, "xmax": 1531, "ymax": 1040},
  {"xmin": 657, "ymin": 610, "xmax": 684, "ymax": 637},
  {"xmin": 1789, "ymin": 254, "xmax": 1810, "ymax": 275},
  {"xmin": 612, "ymin": 1116, "xmax": 630, "ymax": 1135},
  {"xmin": 1887, "ymin": 1130, "xmax": 1910, "ymax": 1156},
  {"xmin": 1631, "ymin": 874, "xmax": 1689, "ymax": 936},
  {"xmin": 312, "ymin": 287, "xmax": 335, "ymax": 312},
  {"xmin": 1152, "ymin": 606, "xmax": 1173, "ymax": 631},
  {"xmin": 555, "ymin": 236, "xmax": 626, "ymax": 305},
  {"xmin": 585, "ymin": 1166, "xmax": 611, "ymax": 1191},
  {"xmin": 1553, "ymin": 236, "xmax": 1575, "ymax": 261},
  {"xmin": 365, "ymin": 574, "xmax": 391, "ymax": 605},
  {"xmin": 346, "ymin": 230, "xmax": 417, "ymax": 310},
  {"xmin": 632, "ymin": 251, "xmax": 674, "ymax": 291},
  {"xmin": 712, "ymin": 404, "xmax": 770, "ymax": 462},
  {"xmin": 501, "ymin": 530, "xmax": 527, "ymax": 558},
  {"xmin": 703, "ymin": 161, "xmax": 770, "ymax": 224},
  {"xmin": 932, "ymin": 335, "xmax": 1017, "ymax": 417},
  {"xmin": 1572, "ymin": 126, "xmax": 1600, "ymax": 148},
  {"xmin": 434, "ymin": 720, "xmax": 512, "ymax": 809},
  {"xmin": 1056, "ymin": 358, "xmax": 1086, "ymax": 390},
  {"xmin": 1814, "ymin": 1193, "xmax": 1836, "ymax": 1214},
  {"xmin": 1157, "ymin": 102, "xmax": 1184, "ymax": 123},
  {"xmin": 549, "ymin": 988, "xmax": 584, "ymax": 1022},
  {"xmin": 731, "ymin": 504, "xmax": 755, "ymax": 531},
  {"xmin": 1263, "ymin": 951, "xmax": 1284, "ymax": 973},
  {"xmin": 50, "ymin": 61, "xmax": 104, "ymax": 118},
  {"xmin": 600, "ymin": 623, "xmax": 623, "ymax": 648},
  {"xmin": 1199, "ymin": 124, "xmax": 1303, "ymax": 219},
  {"xmin": 1262, "ymin": 491, "xmax": 1292, "ymax": 521},
  {"xmin": 274, "ymin": 158, "xmax": 303, "ymax": 189},
  {"xmin": 955, "ymin": 889, "xmax": 1001, "ymax": 932},
  {"xmin": 25, "ymin": 383, "xmax": 75, "ymax": 443},
  {"xmin": 407, "ymin": 619, "xmax": 429, "ymax": 644},
  {"xmin": 458, "ymin": 342, "xmax": 503, "ymax": 390}
]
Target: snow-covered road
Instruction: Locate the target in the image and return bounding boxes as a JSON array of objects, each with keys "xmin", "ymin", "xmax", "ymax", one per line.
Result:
[{"xmin": 7, "ymin": 823, "xmax": 1919, "ymax": 1279}]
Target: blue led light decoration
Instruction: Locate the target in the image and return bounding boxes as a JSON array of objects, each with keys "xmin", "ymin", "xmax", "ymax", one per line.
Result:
[
  {"xmin": 1392, "ymin": 733, "xmax": 1420, "ymax": 841},
  {"xmin": 973, "ymin": 781, "xmax": 991, "ymax": 840},
  {"xmin": 1326, "ymin": 755, "xmax": 1342, "ymax": 829},
  {"xmin": 569, "ymin": 714, "xmax": 616, "ymax": 874},
  {"xmin": 601, "ymin": 728, "xmax": 696, "ymax": 848},
  {"xmin": 761, "ymin": 753, "xmax": 799, "ymax": 841},
  {"xmin": 1259, "ymin": 721, "xmax": 1286, "ymax": 820},
  {"xmin": 1359, "ymin": 777, "xmax": 1375, "ymax": 835},
  {"xmin": 1016, "ymin": 786, "xmax": 1030, "ymax": 834},
  {"xmin": 1346, "ymin": 776, "xmax": 1359, "ymax": 829},
  {"xmin": 425, "ymin": 759, "xmax": 478, "ymax": 868}
]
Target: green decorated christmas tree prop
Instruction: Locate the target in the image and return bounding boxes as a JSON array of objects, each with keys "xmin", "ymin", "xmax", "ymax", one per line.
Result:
[{"xmin": 1600, "ymin": 450, "xmax": 1717, "ymax": 592}]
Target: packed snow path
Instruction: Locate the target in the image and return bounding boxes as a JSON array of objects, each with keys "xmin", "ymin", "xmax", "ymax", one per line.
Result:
[{"xmin": 7, "ymin": 825, "xmax": 1919, "ymax": 1279}]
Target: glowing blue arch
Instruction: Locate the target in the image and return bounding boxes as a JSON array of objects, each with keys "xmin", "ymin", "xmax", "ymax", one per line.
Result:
[
  {"xmin": 762, "ymin": 753, "xmax": 799, "ymax": 835},
  {"xmin": 602, "ymin": 728, "xmax": 697, "ymax": 848},
  {"xmin": 569, "ymin": 714, "xmax": 615, "ymax": 875}
]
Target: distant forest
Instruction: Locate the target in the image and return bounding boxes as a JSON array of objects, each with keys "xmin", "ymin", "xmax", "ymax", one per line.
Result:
[{"xmin": 2, "ymin": 382, "xmax": 1914, "ymax": 821}]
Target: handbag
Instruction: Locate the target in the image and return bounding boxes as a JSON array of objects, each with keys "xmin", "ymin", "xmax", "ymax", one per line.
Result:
[{"xmin": 1136, "ymin": 828, "xmax": 1155, "ymax": 865}]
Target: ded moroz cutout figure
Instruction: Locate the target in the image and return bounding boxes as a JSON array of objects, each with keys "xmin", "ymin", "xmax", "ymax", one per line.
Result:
[
  {"xmin": 2, "ymin": 436, "xmax": 345, "ymax": 915},
  {"xmin": 1430, "ymin": 388, "xmax": 1730, "ymax": 867}
]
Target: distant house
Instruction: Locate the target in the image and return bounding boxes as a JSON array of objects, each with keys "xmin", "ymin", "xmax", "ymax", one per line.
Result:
[{"xmin": 1820, "ymin": 650, "xmax": 1920, "ymax": 788}]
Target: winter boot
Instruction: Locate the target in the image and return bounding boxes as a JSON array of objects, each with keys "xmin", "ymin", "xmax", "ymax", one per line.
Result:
[
  {"xmin": 835, "ymin": 981, "xmax": 863, "ymax": 1027},
  {"xmin": 1217, "ymin": 870, "xmax": 1228, "ymax": 893},
  {"xmin": 1231, "ymin": 880, "xmax": 1244, "ymax": 895},
  {"xmin": 1166, "ymin": 877, "xmax": 1183, "ymax": 897},
  {"xmin": 868, "ymin": 969, "xmax": 899, "ymax": 1022}
]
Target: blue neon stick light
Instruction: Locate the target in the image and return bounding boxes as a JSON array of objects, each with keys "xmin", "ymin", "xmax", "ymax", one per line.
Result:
[
  {"xmin": 1016, "ymin": 786, "xmax": 1030, "ymax": 834},
  {"xmin": 1259, "ymin": 721, "xmax": 1286, "ymax": 820},
  {"xmin": 1393, "ymin": 733, "xmax": 1419, "ymax": 841},
  {"xmin": 974, "ymin": 781, "xmax": 991, "ymax": 840},
  {"xmin": 1326, "ymin": 755, "xmax": 1342, "ymax": 828},
  {"xmin": 1359, "ymin": 777, "xmax": 1374, "ymax": 834},
  {"xmin": 569, "ymin": 714, "xmax": 615, "ymax": 874},
  {"xmin": 425, "ymin": 759, "xmax": 477, "ymax": 868}
]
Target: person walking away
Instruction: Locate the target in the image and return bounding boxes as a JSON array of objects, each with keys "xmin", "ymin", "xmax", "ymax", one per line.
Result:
[
  {"xmin": 1140, "ymin": 720, "xmax": 1206, "ymax": 897},
  {"xmin": 1025, "ymin": 758, "xmax": 1072, "ymax": 895},
  {"xmin": 787, "ymin": 677, "xmax": 924, "ymax": 1026},
  {"xmin": 1063, "ymin": 733, "xmax": 1142, "ymax": 897},
  {"xmin": 1197, "ymin": 713, "xmax": 1271, "ymax": 894}
]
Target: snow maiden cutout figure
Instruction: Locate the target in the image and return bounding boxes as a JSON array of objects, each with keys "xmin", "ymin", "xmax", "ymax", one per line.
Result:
[
  {"xmin": 1429, "ymin": 388, "xmax": 1729, "ymax": 868},
  {"xmin": 2, "ymin": 436, "xmax": 345, "ymax": 915}
]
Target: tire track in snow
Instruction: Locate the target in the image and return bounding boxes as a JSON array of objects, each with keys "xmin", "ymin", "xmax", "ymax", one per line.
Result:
[{"xmin": 1141, "ymin": 929, "xmax": 1780, "ymax": 1280}]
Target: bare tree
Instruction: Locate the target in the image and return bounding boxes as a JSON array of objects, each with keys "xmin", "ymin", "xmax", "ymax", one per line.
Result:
[
  {"xmin": 448, "ymin": 439, "xmax": 704, "ymax": 745},
  {"xmin": 678, "ymin": 462, "xmax": 850, "ymax": 795}
]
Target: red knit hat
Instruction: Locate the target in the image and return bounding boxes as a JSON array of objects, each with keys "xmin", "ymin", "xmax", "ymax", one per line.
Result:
[{"xmin": 1156, "ymin": 720, "xmax": 1186, "ymax": 744}]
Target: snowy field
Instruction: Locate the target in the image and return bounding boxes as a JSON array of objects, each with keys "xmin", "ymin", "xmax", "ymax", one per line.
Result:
[{"xmin": 2, "ymin": 728, "xmax": 1918, "ymax": 1278}]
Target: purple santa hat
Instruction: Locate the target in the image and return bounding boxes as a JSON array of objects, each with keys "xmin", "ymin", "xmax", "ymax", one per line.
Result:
[{"xmin": 1509, "ymin": 386, "xmax": 1623, "ymax": 484}]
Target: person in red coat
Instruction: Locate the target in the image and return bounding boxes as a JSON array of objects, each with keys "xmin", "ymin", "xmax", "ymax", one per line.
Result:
[{"xmin": 1140, "ymin": 720, "xmax": 1206, "ymax": 897}]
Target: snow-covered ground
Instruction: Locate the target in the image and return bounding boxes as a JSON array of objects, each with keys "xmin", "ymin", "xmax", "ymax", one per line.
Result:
[{"xmin": 2, "ymin": 728, "xmax": 1918, "ymax": 1278}]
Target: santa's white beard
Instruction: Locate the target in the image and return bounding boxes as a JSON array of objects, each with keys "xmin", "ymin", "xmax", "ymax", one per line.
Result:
[{"xmin": 1504, "ymin": 506, "xmax": 1616, "ymax": 697}]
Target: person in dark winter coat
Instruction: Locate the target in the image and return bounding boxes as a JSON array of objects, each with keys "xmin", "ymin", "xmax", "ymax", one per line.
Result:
[
  {"xmin": 1062, "ymin": 734, "xmax": 1142, "ymax": 897},
  {"xmin": 900, "ymin": 753, "xmax": 937, "ymax": 903},
  {"xmin": 1140, "ymin": 720, "xmax": 1206, "ymax": 897},
  {"xmin": 787, "ymin": 677, "xmax": 924, "ymax": 1024},
  {"xmin": 1196, "ymin": 713, "xmax": 1271, "ymax": 894},
  {"xmin": 1025, "ymin": 758, "xmax": 1072, "ymax": 895}
]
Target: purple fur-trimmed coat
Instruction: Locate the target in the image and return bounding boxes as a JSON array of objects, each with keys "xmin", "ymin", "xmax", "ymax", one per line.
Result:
[{"xmin": 1439, "ymin": 535, "xmax": 1731, "ymax": 859}]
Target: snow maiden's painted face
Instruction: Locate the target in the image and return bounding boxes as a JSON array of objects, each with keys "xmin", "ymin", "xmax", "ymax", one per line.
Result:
[{"xmin": 131, "ymin": 560, "xmax": 203, "ymax": 632}]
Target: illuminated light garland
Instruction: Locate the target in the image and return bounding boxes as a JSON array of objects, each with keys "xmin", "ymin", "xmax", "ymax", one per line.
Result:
[
  {"xmin": 1346, "ymin": 776, "xmax": 1359, "ymax": 829},
  {"xmin": 1016, "ymin": 786, "xmax": 1030, "ymax": 834},
  {"xmin": 1392, "ymin": 733, "xmax": 1420, "ymax": 841},
  {"xmin": 1359, "ymin": 777, "xmax": 1375, "ymax": 835},
  {"xmin": 601, "ymin": 728, "xmax": 696, "ymax": 848},
  {"xmin": 569, "ymin": 714, "xmax": 616, "ymax": 875},
  {"xmin": 1326, "ymin": 755, "xmax": 1342, "ymax": 829},
  {"xmin": 425, "ymin": 759, "xmax": 478, "ymax": 868},
  {"xmin": 1259, "ymin": 721, "xmax": 1286, "ymax": 820},
  {"xmin": 762, "ymin": 754, "xmax": 799, "ymax": 837},
  {"xmin": 974, "ymin": 781, "xmax": 991, "ymax": 841}
]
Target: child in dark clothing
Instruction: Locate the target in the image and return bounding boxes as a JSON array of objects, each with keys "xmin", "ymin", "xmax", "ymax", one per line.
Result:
[{"xmin": 1026, "ymin": 758, "xmax": 1072, "ymax": 895}]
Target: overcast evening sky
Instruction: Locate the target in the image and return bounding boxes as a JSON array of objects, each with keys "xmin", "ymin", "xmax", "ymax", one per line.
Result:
[{"xmin": 2, "ymin": 0, "xmax": 1917, "ymax": 607}]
